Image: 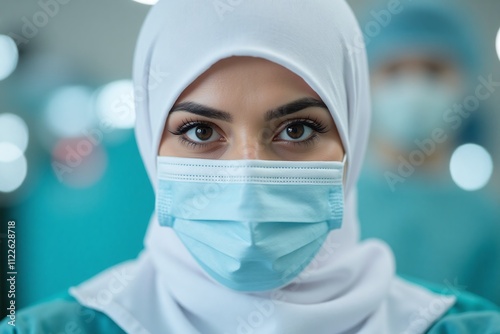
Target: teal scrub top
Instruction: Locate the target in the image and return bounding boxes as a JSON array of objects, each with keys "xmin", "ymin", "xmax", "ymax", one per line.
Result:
[
  {"xmin": 1, "ymin": 279, "xmax": 499, "ymax": 333},
  {"xmin": 358, "ymin": 167, "xmax": 500, "ymax": 306}
]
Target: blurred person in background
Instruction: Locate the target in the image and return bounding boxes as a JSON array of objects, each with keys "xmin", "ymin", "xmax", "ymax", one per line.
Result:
[{"xmin": 358, "ymin": 2, "xmax": 500, "ymax": 306}]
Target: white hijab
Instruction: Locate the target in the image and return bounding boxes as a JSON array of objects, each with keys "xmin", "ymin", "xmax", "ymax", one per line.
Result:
[{"xmin": 70, "ymin": 1, "xmax": 455, "ymax": 333}]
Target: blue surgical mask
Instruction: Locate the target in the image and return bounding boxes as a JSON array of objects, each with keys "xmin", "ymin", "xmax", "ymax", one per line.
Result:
[
  {"xmin": 372, "ymin": 77, "xmax": 460, "ymax": 150},
  {"xmin": 156, "ymin": 156, "xmax": 345, "ymax": 292}
]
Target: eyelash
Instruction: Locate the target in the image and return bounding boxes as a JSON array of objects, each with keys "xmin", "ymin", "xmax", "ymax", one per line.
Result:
[
  {"xmin": 280, "ymin": 117, "xmax": 328, "ymax": 136},
  {"xmin": 275, "ymin": 117, "xmax": 328, "ymax": 148},
  {"xmin": 169, "ymin": 116, "xmax": 328, "ymax": 148},
  {"xmin": 168, "ymin": 118, "xmax": 215, "ymax": 148}
]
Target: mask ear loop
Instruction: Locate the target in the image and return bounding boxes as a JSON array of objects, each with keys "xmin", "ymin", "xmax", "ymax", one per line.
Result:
[
  {"xmin": 326, "ymin": 154, "xmax": 346, "ymax": 230},
  {"xmin": 341, "ymin": 154, "xmax": 348, "ymax": 188}
]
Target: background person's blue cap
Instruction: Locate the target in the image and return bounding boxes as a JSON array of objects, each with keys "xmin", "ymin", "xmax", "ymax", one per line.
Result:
[{"xmin": 364, "ymin": 2, "xmax": 480, "ymax": 76}]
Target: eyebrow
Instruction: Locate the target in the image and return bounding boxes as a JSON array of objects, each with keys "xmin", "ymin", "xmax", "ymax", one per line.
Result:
[
  {"xmin": 264, "ymin": 97, "xmax": 328, "ymax": 121},
  {"xmin": 169, "ymin": 97, "xmax": 328, "ymax": 122},
  {"xmin": 170, "ymin": 101, "xmax": 233, "ymax": 121}
]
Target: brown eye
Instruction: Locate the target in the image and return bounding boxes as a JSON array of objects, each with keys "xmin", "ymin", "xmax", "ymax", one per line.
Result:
[
  {"xmin": 277, "ymin": 123, "xmax": 313, "ymax": 142},
  {"xmin": 185, "ymin": 125, "xmax": 221, "ymax": 143},
  {"xmin": 286, "ymin": 124, "xmax": 305, "ymax": 139},
  {"xmin": 195, "ymin": 126, "xmax": 213, "ymax": 141}
]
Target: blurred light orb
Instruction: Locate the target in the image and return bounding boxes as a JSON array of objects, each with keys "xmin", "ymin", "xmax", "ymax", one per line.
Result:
[
  {"xmin": 0, "ymin": 145, "xmax": 27, "ymax": 193},
  {"xmin": 133, "ymin": 0, "xmax": 158, "ymax": 4},
  {"xmin": 95, "ymin": 80, "xmax": 135, "ymax": 129},
  {"xmin": 450, "ymin": 144, "xmax": 493, "ymax": 191},
  {"xmin": 45, "ymin": 86, "xmax": 95, "ymax": 138},
  {"xmin": 0, "ymin": 113, "xmax": 29, "ymax": 152},
  {"xmin": 497, "ymin": 27, "xmax": 500, "ymax": 61},
  {"xmin": 0, "ymin": 142, "xmax": 24, "ymax": 162},
  {"xmin": 51, "ymin": 138, "xmax": 108, "ymax": 188},
  {"xmin": 0, "ymin": 35, "xmax": 18, "ymax": 81}
]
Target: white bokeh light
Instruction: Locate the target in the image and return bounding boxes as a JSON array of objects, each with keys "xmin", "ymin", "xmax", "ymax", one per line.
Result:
[
  {"xmin": 44, "ymin": 86, "xmax": 95, "ymax": 138},
  {"xmin": 95, "ymin": 80, "xmax": 136, "ymax": 129},
  {"xmin": 0, "ymin": 35, "xmax": 19, "ymax": 81},
  {"xmin": 0, "ymin": 145, "xmax": 27, "ymax": 193},
  {"xmin": 450, "ymin": 144, "xmax": 493, "ymax": 191},
  {"xmin": 0, "ymin": 142, "xmax": 24, "ymax": 162},
  {"xmin": 0, "ymin": 113, "xmax": 29, "ymax": 153},
  {"xmin": 496, "ymin": 27, "xmax": 500, "ymax": 61}
]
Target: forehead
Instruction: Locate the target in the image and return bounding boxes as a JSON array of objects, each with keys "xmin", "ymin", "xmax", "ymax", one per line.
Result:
[{"xmin": 175, "ymin": 56, "xmax": 321, "ymax": 104}]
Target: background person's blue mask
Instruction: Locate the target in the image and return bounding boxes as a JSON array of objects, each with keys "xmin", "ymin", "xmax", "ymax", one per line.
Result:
[
  {"xmin": 372, "ymin": 77, "xmax": 461, "ymax": 150},
  {"xmin": 156, "ymin": 156, "xmax": 345, "ymax": 291}
]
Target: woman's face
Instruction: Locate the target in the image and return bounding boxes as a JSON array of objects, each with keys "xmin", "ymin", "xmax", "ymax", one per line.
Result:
[{"xmin": 159, "ymin": 56, "xmax": 344, "ymax": 161}]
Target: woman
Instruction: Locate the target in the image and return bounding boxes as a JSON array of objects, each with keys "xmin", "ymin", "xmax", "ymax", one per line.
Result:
[{"xmin": 2, "ymin": 0, "xmax": 499, "ymax": 333}]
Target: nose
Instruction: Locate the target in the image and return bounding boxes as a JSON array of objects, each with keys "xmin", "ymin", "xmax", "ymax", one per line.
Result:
[
  {"xmin": 223, "ymin": 143, "xmax": 273, "ymax": 160},
  {"xmin": 221, "ymin": 130, "xmax": 276, "ymax": 160}
]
